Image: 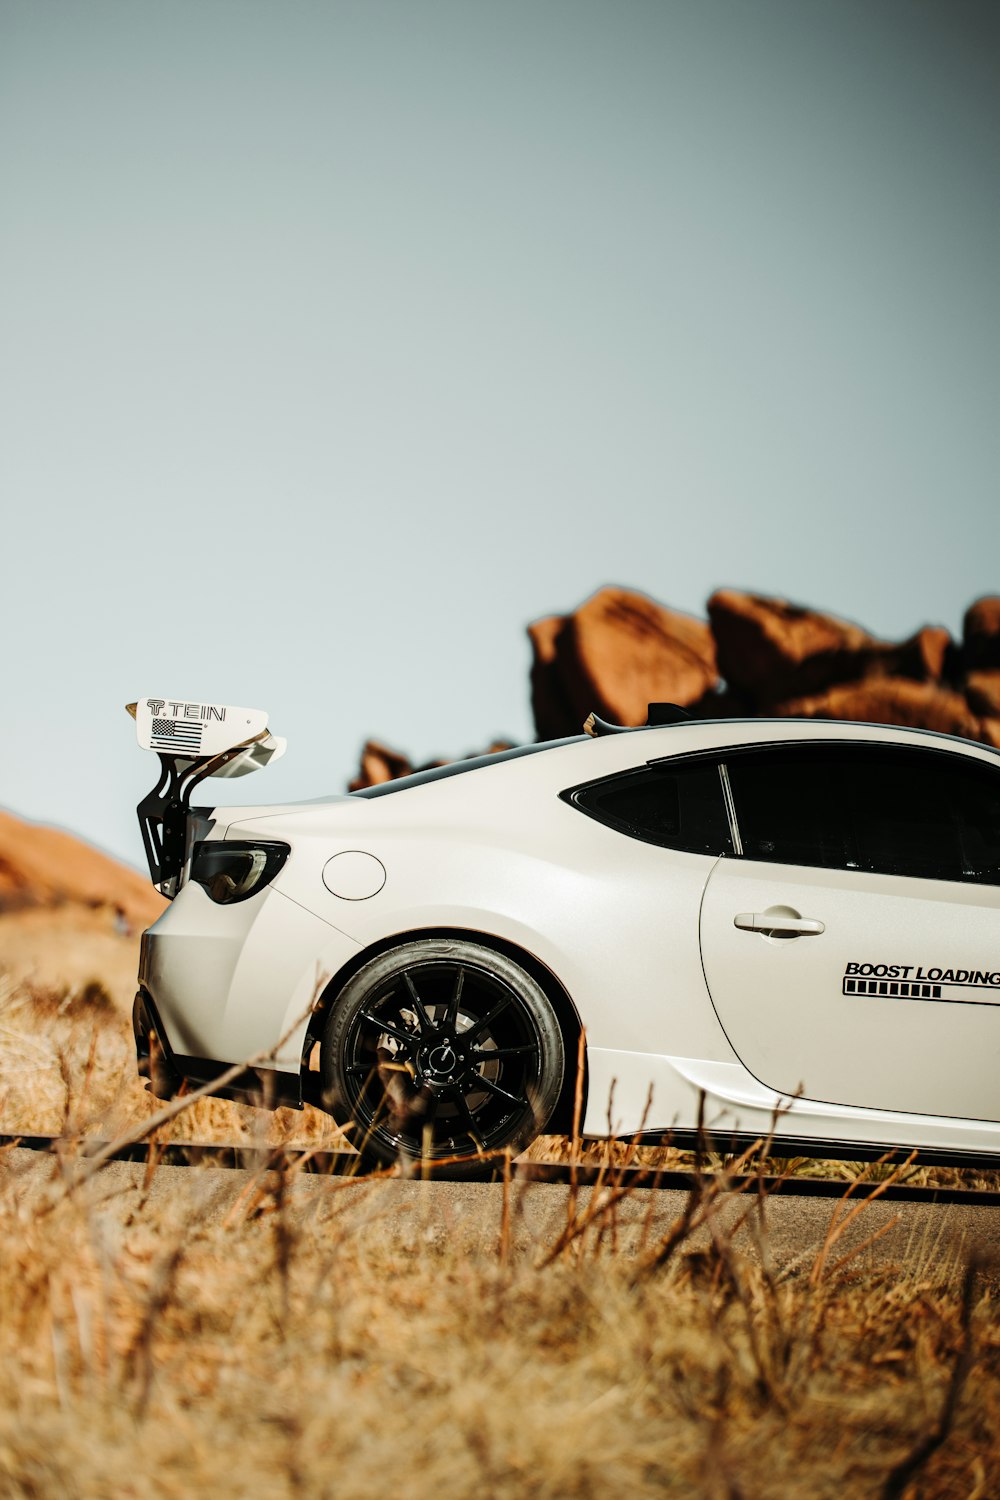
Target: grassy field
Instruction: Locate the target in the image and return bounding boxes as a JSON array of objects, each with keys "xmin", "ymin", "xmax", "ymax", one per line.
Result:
[{"xmin": 1, "ymin": 907, "xmax": 999, "ymax": 1497}]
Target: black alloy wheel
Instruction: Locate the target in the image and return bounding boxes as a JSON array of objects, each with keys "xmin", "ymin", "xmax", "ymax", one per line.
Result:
[{"xmin": 321, "ymin": 938, "xmax": 566, "ymax": 1171}]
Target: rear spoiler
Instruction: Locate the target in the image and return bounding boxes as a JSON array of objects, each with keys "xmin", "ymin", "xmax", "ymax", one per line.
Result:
[{"xmin": 127, "ymin": 697, "xmax": 286, "ymax": 897}]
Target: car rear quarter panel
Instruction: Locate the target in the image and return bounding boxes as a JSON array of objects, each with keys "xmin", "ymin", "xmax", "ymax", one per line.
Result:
[{"xmin": 143, "ymin": 880, "xmax": 361, "ymax": 1068}]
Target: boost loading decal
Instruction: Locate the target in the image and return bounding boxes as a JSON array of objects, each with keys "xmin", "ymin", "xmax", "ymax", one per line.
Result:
[{"xmin": 843, "ymin": 961, "xmax": 1000, "ymax": 1006}]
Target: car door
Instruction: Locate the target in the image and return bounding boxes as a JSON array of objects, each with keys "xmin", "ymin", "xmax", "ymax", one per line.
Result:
[{"xmin": 699, "ymin": 741, "xmax": 1000, "ymax": 1123}]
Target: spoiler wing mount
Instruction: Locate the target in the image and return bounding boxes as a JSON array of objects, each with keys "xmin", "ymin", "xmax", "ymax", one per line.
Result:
[{"xmin": 127, "ymin": 697, "xmax": 286, "ymax": 896}]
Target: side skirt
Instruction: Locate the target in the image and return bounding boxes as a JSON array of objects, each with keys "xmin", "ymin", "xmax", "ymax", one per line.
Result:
[{"xmin": 622, "ymin": 1126, "xmax": 1000, "ymax": 1172}]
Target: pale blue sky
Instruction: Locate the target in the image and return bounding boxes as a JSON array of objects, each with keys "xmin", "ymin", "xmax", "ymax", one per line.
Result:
[{"xmin": 1, "ymin": 0, "xmax": 998, "ymax": 865}]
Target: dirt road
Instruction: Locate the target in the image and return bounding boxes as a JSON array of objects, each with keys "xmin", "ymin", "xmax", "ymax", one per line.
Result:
[{"xmin": 6, "ymin": 1147, "xmax": 997, "ymax": 1281}]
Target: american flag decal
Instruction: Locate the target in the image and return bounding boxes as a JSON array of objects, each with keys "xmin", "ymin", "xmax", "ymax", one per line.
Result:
[{"xmin": 151, "ymin": 718, "xmax": 204, "ymax": 754}]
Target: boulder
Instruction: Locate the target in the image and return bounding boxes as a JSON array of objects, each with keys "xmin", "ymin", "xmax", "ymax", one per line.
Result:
[
  {"xmin": 964, "ymin": 671, "xmax": 1000, "ymax": 719},
  {"xmin": 963, "ymin": 597, "xmax": 1000, "ymax": 669},
  {"xmin": 707, "ymin": 589, "xmax": 951, "ymax": 703},
  {"xmin": 0, "ymin": 809, "xmax": 165, "ymax": 927},
  {"xmin": 348, "ymin": 740, "xmax": 415, "ymax": 791},
  {"xmin": 528, "ymin": 587, "xmax": 718, "ymax": 738},
  {"xmin": 904, "ymin": 625, "xmax": 953, "ymax": 682},
  {"xmin": 357, "ymin": 585, "xmax": 993, "ymax": 789},
  {"xmin": 528, "ymin": 615, "xmax": 579, "ymax": 743},
  {"xmin": 774, "ymin": 678, "xmax": 983, "ymax": 741}
]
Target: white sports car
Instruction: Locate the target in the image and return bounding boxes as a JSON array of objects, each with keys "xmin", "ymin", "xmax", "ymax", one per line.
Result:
[{"xmin": 129, "ymin": 698, "xmax": 1000, "ymax": 1169}]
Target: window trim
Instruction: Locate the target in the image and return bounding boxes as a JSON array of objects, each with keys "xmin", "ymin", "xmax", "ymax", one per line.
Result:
[
  {"xmin": 648, "ymin": 735, "xmax": 1000, "ymax": 776},
  {"xmin": 718, "ymin": 763, "xmax": 743, "ymax": 857}
]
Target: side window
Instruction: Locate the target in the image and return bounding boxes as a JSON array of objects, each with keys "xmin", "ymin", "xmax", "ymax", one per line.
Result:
[
  {"xmin": 845, "ymin": 751, "xmax": 964, "ymax": 880},
  {"xmin": 845, "ymin": 750, "xmax": 1000, "ymax": 884},
  {"xmin": 567, "ymin": 760, "xmax": 733, "ymax": 855},
  {"xmin": 954, "ymin": 764, "xmax": 1000, "ymax": 882},
  {"xmin": 725, "ymin": 750, "xmax": 852, "ymax": 870},
  {"xmin": 726, "ymin": 744, "xmax": 1000, "ymax": 885}
]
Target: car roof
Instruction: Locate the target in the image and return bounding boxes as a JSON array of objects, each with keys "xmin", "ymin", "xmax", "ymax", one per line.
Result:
[
  {"xmin": 348, "ymin": 717, "xmax": 1000, "ymax": 801},
  {"xmin": 350, "ymin": 735, "xmax": 590, "ymax": 798}
]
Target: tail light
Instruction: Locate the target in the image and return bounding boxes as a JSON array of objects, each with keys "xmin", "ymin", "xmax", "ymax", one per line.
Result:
[{"xmin": 190, "ymin": 841, "xmax": 290, "ymax": 904}]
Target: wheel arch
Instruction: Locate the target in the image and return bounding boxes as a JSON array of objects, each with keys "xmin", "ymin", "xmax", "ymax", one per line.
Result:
[{"xmin": 302, "ymin": 924, "xmax": 587, "ymax": 1136}]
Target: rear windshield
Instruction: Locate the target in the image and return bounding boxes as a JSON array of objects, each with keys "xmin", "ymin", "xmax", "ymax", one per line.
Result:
[{"xmin": 351, "ymin": 736, "xmax": 588, "ymax": 798}]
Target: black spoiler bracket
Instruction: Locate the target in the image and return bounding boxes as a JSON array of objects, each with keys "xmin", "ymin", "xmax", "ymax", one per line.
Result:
[{"xmin": 137, "ymin": 752, "xmax": 227, "ymax": 898}]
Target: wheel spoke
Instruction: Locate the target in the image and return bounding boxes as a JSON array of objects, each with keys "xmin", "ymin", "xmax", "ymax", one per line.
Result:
[
  {"xmin": 471, "ymin": 1043, "xmax": 538, "ymax": 1060},
  {"xmin": 443, "ymin": 966, "xmax": 464, "ymax": 1032},
  {"xmin": 403, "ymin": 972, "xmax": 433, "ymax": 1036},
  {"xmin": 469, "ymin": 1072, "xmax": 528, "ymax": 1111},
  {"xmin": 358, "ymin": 1011, "xmax": 417, "ymax": 1051},
  {"xmin": 452, "ymin": 1090, "xmax": 485, "ymax": 1152},
  {"xmin": 460, "ymin": 994, "xmax": 511, "ymax": 1043}
]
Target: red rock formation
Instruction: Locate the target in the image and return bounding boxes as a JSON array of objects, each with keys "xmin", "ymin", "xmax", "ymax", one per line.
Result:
[
  {"xmin": 351, "ymin": 586, "xmax": 998, "ymax": 792},
  {"xmin": 707, "ymin": 589, "xmax": 951, "ymax": 704},
  {"xmin": 774, "ymin": 679, "xmax": 986, "ymax": 741},
  {"xmin": 0, "ymin": 809, "xmax": 165, "ymax": 927},
  {"xmin": 902, "ymin": 626, "xmax": 952, "ymax": 682},
  {"xmin": 528, "ymin": 615, "xmax": 579, "ymax": 743},
  {"xmin": 348, "ymin": 741, "xmax": 416, "ymax": 791},
  {"xmin": 963, "ymin": 597, "xmax": 1000, "ymax": 669},
  {"xmin": 964, "ymin": 672, "xmax": 1000, "ymax": 718},
  {"xmin": 529, "ymin": 587, "xmax": 718, "ymax": 739}
]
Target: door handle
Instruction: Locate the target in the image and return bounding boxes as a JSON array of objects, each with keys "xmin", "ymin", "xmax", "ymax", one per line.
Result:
[{"xmin": 734, "ymin": 910, "xmax": 826, "ymax": 937}]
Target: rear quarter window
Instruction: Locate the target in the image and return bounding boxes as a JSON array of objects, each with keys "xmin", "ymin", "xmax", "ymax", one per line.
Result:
[{"xmin": 564, "ymin": 759, "xmax": 733, "ymax": 855}]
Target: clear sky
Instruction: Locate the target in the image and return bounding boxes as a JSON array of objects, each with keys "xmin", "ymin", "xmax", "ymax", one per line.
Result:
[{"xmin": 1, "ymin": 0, "xmax": 998, "ymax": 867}]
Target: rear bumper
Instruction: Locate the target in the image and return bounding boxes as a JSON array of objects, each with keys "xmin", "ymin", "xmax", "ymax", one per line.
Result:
[
  {"xmin": 135, "ymin": 877, "xmax": 362, "ymax": 1108},
  {"xmin": 133, "ymin": 985, "xmax": 305, "ymax": 1109},
  {"xmin": 132, "ymin": 988, "xmax": 184, "ymax": 1099}
]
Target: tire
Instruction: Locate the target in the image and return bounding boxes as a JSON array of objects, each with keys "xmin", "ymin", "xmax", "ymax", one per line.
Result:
[{"xmin": 321, "ymin": 938, "xmax": 565, "ymax": 1172}]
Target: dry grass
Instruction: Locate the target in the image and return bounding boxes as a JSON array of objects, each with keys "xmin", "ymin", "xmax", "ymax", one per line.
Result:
[
  {"xmin": 1, "ymin": 1118, "xmax": 998, "ymax": 1499},
  {"xmin": 1, "ymin": 917, "xmax": 1000, "ymax": 1497},
  {"xmin": 0, "ymin": 964, "xmax": 344, "ymax": 1147},
  {"xmin": 0, "ymin": 909, "xmax": 346, "ymax": 1147}
]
